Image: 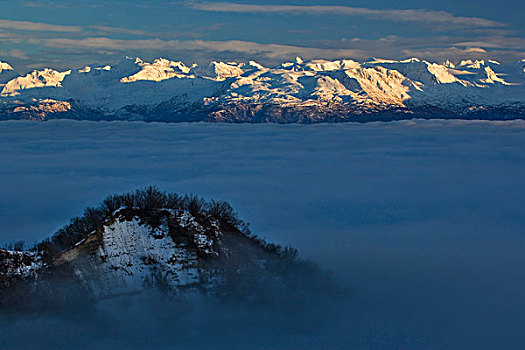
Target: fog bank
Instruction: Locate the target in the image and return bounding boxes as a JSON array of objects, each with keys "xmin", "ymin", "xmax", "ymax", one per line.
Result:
[{"xmin": 1, "ymin": 120, "xmax": 524, "ymax": 349}]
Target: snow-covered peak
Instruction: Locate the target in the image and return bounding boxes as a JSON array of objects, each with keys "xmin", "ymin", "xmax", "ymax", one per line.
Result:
[
  {"xmin": 458, "ymin": 59, "xmax": 487, "ymax": 69},
  {"xmin": 340, "ymin": 66, "xmax": 412, "ymax": 105},
  {"xmin": 0, "ymin": 61, "xmax": 14, "ymax": 72},
  {"xmin": 191, "ymin": 61, "xmax": 244, "ymax": 81},
  {"xmin": 276, "ymin": 58, "xmax": 361, "ymax": 73},
  {"xmin": 121, "ymin": 58, "xmax": 191, "ymax": 83},
  {"xmin": 301, "ymin": 59, "xmax": 361, "ymax": 72},
  {"xmin": 277, "ymin": 57, "xmax": 314, "ymax": 72},
  {"xmin": 247, "ymin": 60, "xmax": 266, "ymax": 70},
  {"xmin": 443, "ymin": 60, "xmax": 456, "ymax": 69},
  {"xmin": 458, "ymin": 59, "xmax": 502, "ymax": 71},
  {"xmin": 153, "ymin": 58, "xmax": 191, "ymax": 73},
  {"xmin": 339, "ymin": 59, "xmax": 362, "ymax": 70},
  {"xmin": 278, "ymin": 61, "xmax": 295, "ymax": 70},
  {"xmin": 77, "ymin": 65, "xmax": 111, "ymax": 74},
  {"xmin": 1, "ymin": 68, "xmax": 70, "ymax": 96},
  {"xmin": 400, "ymin": 57, "xmax": 421, "ymax": 63},
  {"xmin": 366, "ymin": 59, "xmax": 459, "ymax": 85},
  {"xmin": 364, "ymin": 58, "xmax": 398, "ymax": 65},
  {"xmin": 480, "ymin": 66, "xmax": 510, "ymax": 85}
]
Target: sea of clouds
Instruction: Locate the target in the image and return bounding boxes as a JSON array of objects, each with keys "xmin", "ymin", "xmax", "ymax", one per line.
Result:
[{"xmin": 0, "ymin": 119, "xmax": 524, "ymax": 349}]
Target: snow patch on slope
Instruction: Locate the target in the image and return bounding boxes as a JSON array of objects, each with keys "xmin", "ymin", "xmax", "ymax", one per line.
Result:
[{"xmin": 73, "ymin": 217, "xmax": 199, "ymax": 297}]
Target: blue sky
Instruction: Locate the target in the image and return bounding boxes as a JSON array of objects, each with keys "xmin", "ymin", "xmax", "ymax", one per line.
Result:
[{"xmin": 0, "ymin": 0, "xmax": 524, "ymax": 71}]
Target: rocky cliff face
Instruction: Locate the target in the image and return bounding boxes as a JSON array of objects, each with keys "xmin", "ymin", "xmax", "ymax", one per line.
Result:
[
  {"xmin": 1, "ymin": 57, "xmax": 524, "ymax": 123},
  {"xmin": 58, "ymin": 209, "xmax": 215, "ymax": 298}
]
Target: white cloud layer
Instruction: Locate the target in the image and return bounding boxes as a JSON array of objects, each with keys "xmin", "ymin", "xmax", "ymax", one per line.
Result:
[
  {"xmin": 37, "ymin": 37, "xmax": 365, "ymax": 59},
  {"xmin": 0, "ymin": 3, "xmax": 522, "ymax": 70},
  {"xmin": 0, "ymin": 19, "xmax": 81, "ymax": 32},
  {"xmin": 188, "ymin": 2, "xmax": 505, "ymax": 29}
]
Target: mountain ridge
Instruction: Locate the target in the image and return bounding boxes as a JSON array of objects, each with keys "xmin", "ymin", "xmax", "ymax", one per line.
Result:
[{"xmin": 1, "ymin": 56, "xmax": 524, "ymax": 123}]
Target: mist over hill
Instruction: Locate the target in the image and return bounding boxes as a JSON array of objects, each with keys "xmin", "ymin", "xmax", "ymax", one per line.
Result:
[{"xmin": 0, "ymin": 120, "xmax": 524, "ymax": 349}]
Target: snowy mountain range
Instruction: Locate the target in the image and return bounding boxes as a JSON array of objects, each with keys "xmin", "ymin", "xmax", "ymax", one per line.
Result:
[{"xmin": 1, "ymin": 56, "xmax": 525, "ymax": 122}]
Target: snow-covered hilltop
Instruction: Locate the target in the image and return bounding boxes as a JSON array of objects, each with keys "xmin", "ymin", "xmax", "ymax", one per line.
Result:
[
  {"xmin": 0, "ymin": 188, "xmax": 318, "ymax": 308},
  {"xmin": 1, "ymin": 56, "xmax": 524, "ymax": 122}
]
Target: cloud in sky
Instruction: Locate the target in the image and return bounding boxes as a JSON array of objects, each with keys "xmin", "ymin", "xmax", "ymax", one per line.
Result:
[
  {"xmin": 19, "ymin": 0, "xmax": 106, "ymax": 8},
  {"xmin": 36, "ymin": 37, "xmax": 365, "ymax": 59},
  {"xmin": 0, "ymin": 19, "xmax": 81, "ymax": 32},
  {"xmin": 452, "ymin": 36, "xmax": 525, "ymax": 50},
  {"xmin": 331, "ymin": 34, "xmax": 525, "ymax": 54},
  {"xmin": 89, "ymin": 26, "xmax": 162, "ymax": 37},
  {"xmin": 187, "ymin": 2, "xmax": 505, "ymax": 29},
  {"xmin": 0, "ymin": 48, "xmax": 29, "ymax": 60},
  {"xmin": 0, "ymin": 1, "xmax": 523, "ymax": 71},
  {"xmin": 0, "ymin": 18, "xmax": 211, "ymax": 42},
  {"xmin": 20, "ymin": 1, "xmax": 72, "ymax": 8},
  {"xmin": 0, "ymin": 19, "xmax": 167, "ymax": 37},
  {"xmin": 88, "ymin": 25, "xmax": 205, "ymax": 39},
  {"xmin": 20, "ymin": 34, "xmax": 520, "ymax": 72}
]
